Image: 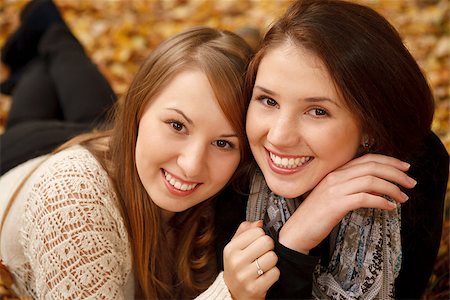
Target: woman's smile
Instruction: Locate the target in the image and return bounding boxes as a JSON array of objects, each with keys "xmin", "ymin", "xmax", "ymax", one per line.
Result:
[
  {"xmin": 266, "ymin": 148, "xmax": 314, "ymax": 175},
  {"xmin": 162, "ymin": 169, "xmax": 200, "ymax": 196}
]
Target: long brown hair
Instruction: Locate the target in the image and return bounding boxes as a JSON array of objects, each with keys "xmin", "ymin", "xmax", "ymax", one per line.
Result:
[
  {"xmin": 61, "ymin": 27, "xmax": 252, "ymax": 298},
  {"xmin": 247, "ymin": 0, "xmax": 434, "ymax": 161}
]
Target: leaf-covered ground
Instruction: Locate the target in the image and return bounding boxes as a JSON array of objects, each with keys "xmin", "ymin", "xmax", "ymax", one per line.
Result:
[{"xmin": 1, "ymin": 0, "xmax": 449, "ymax": 298}]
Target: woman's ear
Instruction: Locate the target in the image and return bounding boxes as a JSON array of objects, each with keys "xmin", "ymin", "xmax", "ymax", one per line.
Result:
[{"xmin": 361, "ymin": 134, "xmax": 374, "ymax": 151}]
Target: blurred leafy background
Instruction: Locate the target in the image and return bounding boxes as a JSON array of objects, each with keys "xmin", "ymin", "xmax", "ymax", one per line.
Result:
[{"xmin": 0, "ymin": 0, "xmax": 448, "ymax": 298}]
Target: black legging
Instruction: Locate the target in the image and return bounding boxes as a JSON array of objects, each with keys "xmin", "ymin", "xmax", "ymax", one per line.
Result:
[{"xmin": 0, "ymin": 23, "xmax": 117, "ymax": 175}]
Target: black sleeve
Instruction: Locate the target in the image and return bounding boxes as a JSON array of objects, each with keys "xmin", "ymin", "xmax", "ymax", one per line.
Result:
[
  {"xmin": 395, "ymin": 132, "xmax": 449, "ymax": 299},
  {"xmin": 267, "ymin": 239, "xmax": 320, "ymax": 299}
]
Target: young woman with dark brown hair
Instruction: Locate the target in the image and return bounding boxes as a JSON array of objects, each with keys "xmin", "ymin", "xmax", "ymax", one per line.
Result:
[{"xmin": 218, "ymin": 1, "xmax": 448, "ymax": 299}]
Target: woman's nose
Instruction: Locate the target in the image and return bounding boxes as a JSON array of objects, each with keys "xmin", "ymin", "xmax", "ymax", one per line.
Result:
[
  {"xmin": 267, "ymin": 115, "xmax": 300, "ymax": 149},
  {"xmin": 177, "ymin": 142, "xmax": 207, "ymax": 179}
]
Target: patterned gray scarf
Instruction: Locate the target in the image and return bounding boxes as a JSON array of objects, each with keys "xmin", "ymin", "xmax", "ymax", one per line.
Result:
[{"xmin": 246, "ymin": 172, "xmax": 402, "ymax": 299}]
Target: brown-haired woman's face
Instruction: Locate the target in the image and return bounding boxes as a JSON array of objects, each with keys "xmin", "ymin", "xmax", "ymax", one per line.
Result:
[
  {"xmin": 135, "ymin": 69, "xmax": 241, "ymax": 221},
  {"xmin": 246, "ymin": 42, "xmax": 362, "ymax": 198}
]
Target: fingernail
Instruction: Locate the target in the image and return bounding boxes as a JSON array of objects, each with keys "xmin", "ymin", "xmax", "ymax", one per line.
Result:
[
  {"xmin": 408, "ymin": 177, "xmax": 417, "ymax": 187},
  {"xmin": 388, "ymin": 201, "xmax": 397, "ymax": 209},
  {"xmin": 402, "ymin": 162, "xmax": 411, "ymax": 169},
  {"xmin": 401, "ymin": 192, "xmax": 409, "ymax": 201},
  {"xmin": 255, "ymin": 220, "xmax": 263, "ymax": 226}
]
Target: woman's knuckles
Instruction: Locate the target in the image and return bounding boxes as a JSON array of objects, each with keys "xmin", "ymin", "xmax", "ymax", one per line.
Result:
[
  {"xmin": 243, "ymin": 281, "xmax": 262, "ymax": 298},
  {"xmin": 258, "ymin": 235, "xmax": 275, "ymax": 249},
  {"xmin": 322, "ymin": 172, "xmax": 341, "ymax": 186},
  {"xmin": 223, "ymin": 243, "xmax": 234, "ymax": 258}
]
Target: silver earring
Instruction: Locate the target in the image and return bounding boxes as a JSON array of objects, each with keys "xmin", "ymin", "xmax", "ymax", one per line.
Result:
[{"xmin": 362, "ymin": 137, "xmax": 373, "ymax": 150}]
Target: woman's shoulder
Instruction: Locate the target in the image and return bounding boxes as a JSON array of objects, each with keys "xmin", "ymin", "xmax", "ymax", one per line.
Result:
[
  {"xmin": 22, "ymin": 144, "xmax": 129, "ymax": 251},
  {"xmin": 40, "ymin": 145, "xmax": 103, "ymax": 173},
  {"xmin": 17, "ymin": 146, "xmax": 132, "ymax": 299},
  {"xmin": 22, "ymin": 145, "xmax": 123, "ymax": 225},
  {"xmin": 0, "ymin": 145, "xmax": 113, "ymax": 225},
  {"xmin": 33, "ymin": 145, "xmax": 110, "ymax": 190}
]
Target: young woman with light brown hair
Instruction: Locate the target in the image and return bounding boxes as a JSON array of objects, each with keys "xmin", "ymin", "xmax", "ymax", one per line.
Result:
[{"xmin": 0, "ymin": 24, "xmax": 253, "ymax": 299}]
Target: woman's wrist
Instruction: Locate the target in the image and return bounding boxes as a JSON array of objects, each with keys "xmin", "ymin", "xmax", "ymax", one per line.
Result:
[{"xmin": 278, "ymin": 223, "xmax": 310, "ymax": 255}]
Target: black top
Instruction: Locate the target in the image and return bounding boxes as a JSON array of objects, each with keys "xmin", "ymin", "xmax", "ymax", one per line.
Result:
[{"xmin": 215, "ymin": 131, "xmax": 448, "ymax": 299}]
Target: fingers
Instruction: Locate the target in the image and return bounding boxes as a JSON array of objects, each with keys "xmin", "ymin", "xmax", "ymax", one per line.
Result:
[
  {"xmin": 342, "ymin": 153, "xmax": 410, "ymax": 171},
  {"xmin": 242, "ymin": 234, "xmax": 275, "ymax": 264},
  {"xmin": 331, "ymin": 155, "xmax": 417, "ymax": 207},
  {"xmin": 232, "ymin": 220, "xmax": 263, "ymax": 239},
  {"xmin": 229, "ymin": 251, "xmax": 279, "ymax": 298},
  {"xmin": 341, "ymin": 175, "xmax": 410, "ymax": 204},
  {"xmin": 225, "ymin": 227, "xmax": 274, "ymax": 270},
  {"xmin": 230, "ymin": 266, "xmax": 279, "ymax": 300},
  {"xmin": 259, "ymin": 265, "xmax": 280, "ymax": 285},
  {"xmin": 229, "ymin": 225, "xmax": 266, "ymax": 251},
  {"xmin": 328, "ymin": 155, "xmax": 417, "ymax": 191},
  {"xmin": 345, "ymin": 161, "xmax": 415, "ymax": 189},
  {"xmin": 223, "ymin": 223, "xmax": 279, "ymax": 300},
  {"xmin": 224, "ymin": 223, "xmax": 274, "ymax": 277},
  {"xmin": 347, "ymin": 193, "xmax": 398, "ymax": 211},
  {"xmin": 243, "ymin": 259, "xmax": 280, "ymax": 296},
  {"xmin": 236, "ymin": 250, "xmax": 278, "ymax": 280},
  {"xmin": 274, "ymin": 154, "xmax": 413, "ymax": 255},
  {"xmin": 255, "ymin": 250, "xmax": 278, "ymax": 279}
]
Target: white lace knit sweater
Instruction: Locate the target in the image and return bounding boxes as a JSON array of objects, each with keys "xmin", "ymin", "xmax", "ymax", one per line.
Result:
[{"xmin": 0, "ymin": 146, "xmax": 231, "ymax": 299}]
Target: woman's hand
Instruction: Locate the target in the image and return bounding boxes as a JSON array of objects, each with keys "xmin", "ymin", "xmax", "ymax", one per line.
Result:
[
  {"xmin": 223, "ymin": 221, "xmax": 280, "ymax": 300},
  {"xmin": 279, "ymin": 154, "xmax": 417, "ymax": 254}
]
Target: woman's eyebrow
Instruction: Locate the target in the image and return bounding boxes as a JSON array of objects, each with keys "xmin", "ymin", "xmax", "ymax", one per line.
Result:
[
  {"xmin": 255, "ymin": 85, "xmax": 341, "ymax": 108},
  {"xmin": 220, "ymin": 133, "xmax": 239, "ymax": 138},
  {"xmin": 254, "ymin": 85, "xmax": 279, "ymax": 96},
  {"xmin": 166, "ymin": 108, "xmax": 193, "ymax": 125},
  {"xmin": 304, "ymin": 97, "xmax": 341, "ymax": 108}
]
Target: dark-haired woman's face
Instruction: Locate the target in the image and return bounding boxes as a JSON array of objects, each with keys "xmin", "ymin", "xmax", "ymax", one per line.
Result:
[{"xmin": 246, "ymin": 43, "xmax": 362, "ymax": 198}]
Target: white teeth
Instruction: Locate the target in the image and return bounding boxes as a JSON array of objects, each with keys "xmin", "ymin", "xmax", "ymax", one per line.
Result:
[
  {"xmin": 164, "ymin": 171, "xmax": 197, "ymax": 191},
  {"xmin": 275, "ymin": 156, "xmax": 281, "ymax": 165},
  {"xmin": 270, "ymin": 152, "xmax": 311, "ymax": 169}
]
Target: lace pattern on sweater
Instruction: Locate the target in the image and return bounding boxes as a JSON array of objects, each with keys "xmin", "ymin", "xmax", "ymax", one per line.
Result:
[{"xmin": 18, "ymin": 147, "xmax": 131, "ymax": 299}]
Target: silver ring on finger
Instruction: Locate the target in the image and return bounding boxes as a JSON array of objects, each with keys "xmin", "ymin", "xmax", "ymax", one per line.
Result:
[{"xmin": 255, "ymin": 258, "xmax": 264, "ymax": 276}]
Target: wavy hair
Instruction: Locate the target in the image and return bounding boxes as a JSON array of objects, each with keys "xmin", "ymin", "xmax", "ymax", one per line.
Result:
[{"xmin": 61, "ymin": 27, "xmax": 252, "ymax": 298}]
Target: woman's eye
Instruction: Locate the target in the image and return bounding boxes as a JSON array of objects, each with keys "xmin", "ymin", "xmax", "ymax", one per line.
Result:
[
  {"xmin": 213, "ymin": 139, "xmax": 234, "ymax": 149},
  {"xmin": 307, "ymin": 108, "xmax": 328, "ymax": 117},
  {"xmin": 167, "ymin": 120, "xmax": 186, "ymax": 133},
  {"xmin": 265, "ymin": 98, "xmax": 278, "ymax": 107},
  {"xmin": 256, "ymin": 95, "xmax": 279, "ymax": 108}
]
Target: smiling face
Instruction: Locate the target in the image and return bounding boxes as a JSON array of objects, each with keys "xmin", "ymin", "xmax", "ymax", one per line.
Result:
[
  {"xmin": 246, "ymin": 42, "xmax": 362, "ymax": 198},
  {"xmin": 135, "ymin": 69, "xmax": 241, "ymax": 220}
]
